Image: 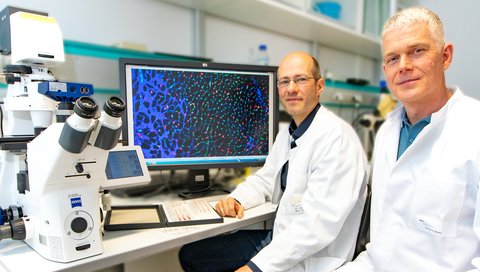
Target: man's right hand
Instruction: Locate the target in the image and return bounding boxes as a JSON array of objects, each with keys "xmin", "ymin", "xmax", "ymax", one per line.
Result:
[{"xmin": 215, "ymin": 197, "xmax": 245, "ymax": 219}]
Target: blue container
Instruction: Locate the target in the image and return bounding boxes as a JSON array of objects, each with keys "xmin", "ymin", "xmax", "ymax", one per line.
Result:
[{"xmin": 313, "ymin": 1, "xmax": 341, "ymax": 20}]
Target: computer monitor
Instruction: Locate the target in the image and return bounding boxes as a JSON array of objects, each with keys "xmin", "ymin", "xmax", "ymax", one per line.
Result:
[{"xmin": 119, "ymin": 58, "xmax": 278, "ymax": 195}]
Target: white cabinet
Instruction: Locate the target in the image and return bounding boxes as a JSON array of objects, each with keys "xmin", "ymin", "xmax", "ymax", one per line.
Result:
[
  {"xmin": 363, "ymin": 0, "xmax": 417, "ymax": 37},
  {"xmin": 160, "ymin": 0, "xmax": 382, "ymax": 60},
  {"xmin": 363, "ymin": 0, "xmax": 391, "ymax": 37},
  {"xmin": 277, "ymin": 0, "xmax": 363, "ymax": 32},
  {"xmin": 158, "ymin": 0, "xmax": 418, "ymax": 61}
]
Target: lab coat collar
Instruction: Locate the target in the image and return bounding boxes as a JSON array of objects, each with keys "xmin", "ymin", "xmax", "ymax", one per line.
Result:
[
  {"xmin": 400, "ymin": 109, "xmax": 431, "ymax": 128},
  {"xmin": 386, "ymin": 87, "xmax": 461, "ymax": 167},
  {"xmin": 376, "ymin": 105, "xmax": 403, "ymax": 170},
  {"xmin": 288, "ymin": 103, "xmax": 320, "ymax": 148},
  {"xmin": 386, "ymin": 104, "xmax": 404, "ymax": 122},
  {"xmin": 387, "ymin": 87, "xmax": 462, "ymax": 124},
  {"xmin": 272, "ymin": 105, "xmax": 320, "ymax": 201},
  {"xmin": 430, "ymin": 87, "xmax": 462, "ymax": 123}
]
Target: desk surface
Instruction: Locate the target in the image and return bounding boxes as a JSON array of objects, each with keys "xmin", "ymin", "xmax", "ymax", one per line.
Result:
[{"xmin": 0, "ymin": 195, "xmax": 275, "ymax": 272}]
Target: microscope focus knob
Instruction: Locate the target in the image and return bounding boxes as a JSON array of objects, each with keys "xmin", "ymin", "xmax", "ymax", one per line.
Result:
[
  {"xmin": 75, "ymin": 163, "xmax": 84, "ymax": 173},
  {"xmin": 71, "ymin": 217, "xmax": 88, "ymax": 233}
]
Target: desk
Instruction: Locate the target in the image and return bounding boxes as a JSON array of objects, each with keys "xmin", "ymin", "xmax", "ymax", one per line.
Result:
[{"xmin": 0, "ymin": 195, "xmax": 275, "ymax": 272}]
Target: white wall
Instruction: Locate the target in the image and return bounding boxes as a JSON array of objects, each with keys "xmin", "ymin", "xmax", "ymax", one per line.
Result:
[
  {"xmin": 317, "ymin": 47, "xmax": 379, "ymax": 83},
  {"xmin": 205, "ymin": 15, "xmax": 310, "ymax": 66},
  {"xmin": 417, "ymin": 0, "xmax": 480, "ymax": 99},
  {"xmin": 2, "ymin": 0, "xmax": 194, "ymax": 55},
  {"xmin": 1, "ymin": 0, "xmax": 379, "ymax": 85},
  {"xmin": 4, "ymin": 1, "xmax": 476, "ymax": 96}
]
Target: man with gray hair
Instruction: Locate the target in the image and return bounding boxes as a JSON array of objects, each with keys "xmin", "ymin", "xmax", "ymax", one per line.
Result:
[{"xmin": 337, "ymin": 6, "xmax": 480, "ymax": 271}]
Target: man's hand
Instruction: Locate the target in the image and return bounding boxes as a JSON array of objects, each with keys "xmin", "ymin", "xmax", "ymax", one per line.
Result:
[
  {"xmin": 235, "ymin": 265, "xmax": 253, "ymax": 272},
  {"xmin": 215, "ymin": 197, "xmax": 245, "ymax": 218}
]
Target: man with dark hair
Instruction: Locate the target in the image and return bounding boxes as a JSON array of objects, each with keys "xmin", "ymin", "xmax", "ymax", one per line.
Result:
[{"xmin": 179, "ymin": 51, "xmax": 368, "ymax": 272}]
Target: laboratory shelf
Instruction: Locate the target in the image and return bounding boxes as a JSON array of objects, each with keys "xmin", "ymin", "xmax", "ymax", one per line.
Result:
[
  {"xmin": 160, "ymin": 0, "xmax": 382, "ymax": 60},
  {"xmin": 323, "ymin": 102, "xmax": 376, "ymax": 109},
  {"xmin": 325, "ymin": 80, "xmax": 381, "ymax": 93},
  {"xmin": 63, "ymin": 40, "xmax": 211, "ymax": 62},
  {"xmin": 0, "ymin": 40, "xmax": 211, "ymax": 95}
]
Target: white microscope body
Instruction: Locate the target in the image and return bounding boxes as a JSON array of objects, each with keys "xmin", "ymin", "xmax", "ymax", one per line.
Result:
[
  {"xmin": 0, "ymin": 10, "xmax": 65, "ymax": 207},
  {"xmin": 3, "ymin": 11, "xmax": 64, "ymax": 136},
  {"xmin": 1, "ymin": 95, "xmax": 150, "ymax": 262},
  {"xmin": 23, "ymin": 121, "xmax": 149, "ymax": 262},
  {"xmin": 12, "ymin": 93, "xmax": 150, "ymax": 262},
  {"xmin": 24, "ymin": 124, "xmax": 106, "ymax": 261},
  {"xmin": 0, "ymin": 9, "xmax": 151, "ymax": 263}
]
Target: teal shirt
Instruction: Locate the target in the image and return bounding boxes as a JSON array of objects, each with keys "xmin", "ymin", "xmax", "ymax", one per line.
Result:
[{"xmin": 397, "ymin": 110, "xmax": 431, "ymax": 160}]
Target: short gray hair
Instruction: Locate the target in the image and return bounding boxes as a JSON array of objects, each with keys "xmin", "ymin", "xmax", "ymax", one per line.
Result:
[{"xmin": 382, "ymin": 7, "xmax": 445, "ymax": 50}]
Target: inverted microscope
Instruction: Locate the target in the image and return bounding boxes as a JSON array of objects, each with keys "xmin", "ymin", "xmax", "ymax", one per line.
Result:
[{"xmin": 0, "ymin": 8, "xmax": 150, "ymax": 262}]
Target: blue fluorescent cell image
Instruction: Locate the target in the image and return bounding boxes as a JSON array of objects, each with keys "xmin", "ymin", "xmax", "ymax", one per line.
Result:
[{"xmin": 131, "ymin": 68, "xmax": 270, "ymax": 159}]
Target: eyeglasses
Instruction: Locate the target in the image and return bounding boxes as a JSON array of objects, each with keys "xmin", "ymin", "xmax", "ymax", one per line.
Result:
[{"xmin": 277, "ymin": 76, "xmax": 315, "ymax": 88}]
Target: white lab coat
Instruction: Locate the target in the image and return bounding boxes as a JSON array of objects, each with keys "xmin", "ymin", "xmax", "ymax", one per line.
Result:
[
  {"xmin": 338, "ymin": 88, "xmax": 480, "ymax": 272},
  {"xmin": 230, "ymin": 106, "xmax": 368, "ymax": 272}
]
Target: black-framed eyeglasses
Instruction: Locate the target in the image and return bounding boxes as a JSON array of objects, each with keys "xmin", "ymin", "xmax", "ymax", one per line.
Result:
[{"xmin": 277, "ymin": 76, "xmax": 315, "ymax": 88}]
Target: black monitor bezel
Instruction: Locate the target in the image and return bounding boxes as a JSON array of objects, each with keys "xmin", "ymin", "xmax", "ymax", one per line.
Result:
[{"xmin": 119, "ymin": 57, "xmax": 279, "ymax": 171}]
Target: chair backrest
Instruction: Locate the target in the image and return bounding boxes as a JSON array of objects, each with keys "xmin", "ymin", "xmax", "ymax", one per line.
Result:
[{"xmin": 353, "ymin": 183, "xmax": 371, "ymax": 259}]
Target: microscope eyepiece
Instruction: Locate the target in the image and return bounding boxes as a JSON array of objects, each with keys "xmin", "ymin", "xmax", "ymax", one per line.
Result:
[
  {"xmin": 103, "ymin": 96, "xmax": 125, "ymax": 118},
  {"xmin": 59, "ymin": 96, "xmax": 99, "ymax": 153},
  {"xmin": 88, "ymin": 96, "xmax": 125, "ymax": 150},
  {"xmin": 73, "ymin": 96, "xmax": 98, "ymax": 119}
]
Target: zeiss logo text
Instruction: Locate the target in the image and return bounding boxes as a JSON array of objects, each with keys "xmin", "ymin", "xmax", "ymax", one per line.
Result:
[{"xmin": 70, "ymin": 197, "xmax": 82, "ymax": 208}]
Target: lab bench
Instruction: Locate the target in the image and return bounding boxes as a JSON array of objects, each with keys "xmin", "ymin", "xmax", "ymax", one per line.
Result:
[{"xmin": 0, "ymin": 194, "xmax": 275, "ymax": 272}]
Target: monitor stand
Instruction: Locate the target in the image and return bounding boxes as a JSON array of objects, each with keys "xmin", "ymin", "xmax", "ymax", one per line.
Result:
[{"xmin": 178, "ymin": 169, "xmax": 219, "ymax": 199}]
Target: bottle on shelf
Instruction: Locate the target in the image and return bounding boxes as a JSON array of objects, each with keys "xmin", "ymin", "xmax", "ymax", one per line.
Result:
[{"xmin": 256, "ymin": 44, "xmax": 269, "ymax": 65}]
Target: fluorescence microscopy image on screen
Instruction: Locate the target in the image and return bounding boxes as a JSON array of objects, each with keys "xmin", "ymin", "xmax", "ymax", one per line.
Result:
[{"xmin": 130, "ymin": 68, "xmax": 270, "ymax": 161}]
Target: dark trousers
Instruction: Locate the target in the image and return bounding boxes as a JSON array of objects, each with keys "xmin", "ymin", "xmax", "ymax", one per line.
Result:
[{"xmin": 178, "ymin": 229, "xmax": 272, "ymax": 272}]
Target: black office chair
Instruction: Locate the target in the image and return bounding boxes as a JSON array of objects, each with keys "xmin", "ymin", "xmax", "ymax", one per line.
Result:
[{"xmin": 353, "ymin": 183, "xmax": 371, "ymax": 259}]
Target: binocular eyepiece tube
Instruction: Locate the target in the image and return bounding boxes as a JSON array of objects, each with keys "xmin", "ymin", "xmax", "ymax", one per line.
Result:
[
  {"xmin": 91, "ymin": 96, "xmax": 126, "ymax": 150},
  {"xmin": 58, "ymin": 96, "xmax": 98, "ymax": 154},
  {"xmin": 58, "ymin": 96, "xmax": 126, "ymax": 153}
]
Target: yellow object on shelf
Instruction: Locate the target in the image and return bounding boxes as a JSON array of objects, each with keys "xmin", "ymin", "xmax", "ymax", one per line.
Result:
[
  {"xmin": 377, "ymin": 93, "xmax": 397, "ymax": 118},
  {"xmin": 113, "ymin": 41, "xmax": 148, "ymax": 52}
]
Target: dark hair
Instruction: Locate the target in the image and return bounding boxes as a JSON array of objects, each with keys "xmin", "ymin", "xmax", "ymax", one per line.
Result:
[{"xmin": 311, "ymin": 56, "xmax": 322, "ymax": 79}]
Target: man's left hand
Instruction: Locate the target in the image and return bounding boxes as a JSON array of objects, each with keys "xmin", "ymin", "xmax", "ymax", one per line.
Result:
[{"xmin": 235, "ymin": 265, "xmax": 253, "ymax": 272}]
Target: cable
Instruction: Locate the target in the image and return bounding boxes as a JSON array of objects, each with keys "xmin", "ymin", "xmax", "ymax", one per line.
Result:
[
  {"xmin": 178, "ymin": 183, "xmax": 215, "ymax": 199},
  {"xmin": 0, "ymin": 101, "xmax": 4, "ymax": 137}
]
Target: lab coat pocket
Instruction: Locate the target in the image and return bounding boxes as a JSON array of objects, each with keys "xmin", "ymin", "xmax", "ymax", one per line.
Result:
[
  {"xmin": 409, "ymin": 179, "xmax": 466, "ymax": 237},
  {"xmin": 284, "ymin": 193, "xmax": 305, "ymax": 215},
  {"xmin": 305, "ymin": 256, "xmax": 345, "ymax": 272},
  {"xmin": 282, "ymin": 173, "xmax": 307, "ymax": 215}
]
